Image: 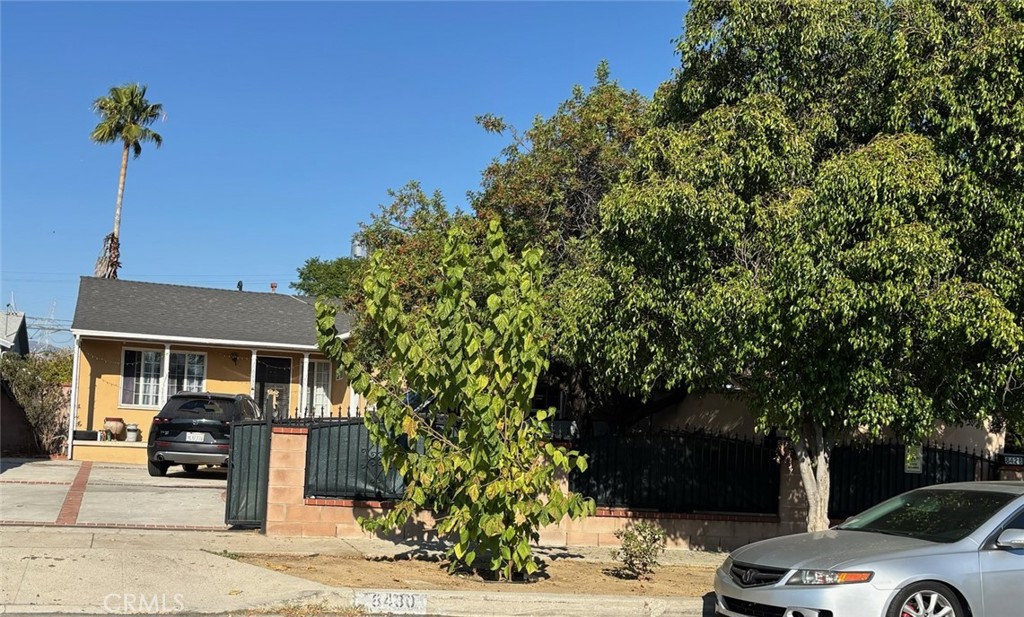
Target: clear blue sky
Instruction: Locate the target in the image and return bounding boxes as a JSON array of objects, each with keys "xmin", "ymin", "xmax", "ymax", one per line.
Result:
[{"xmin": 1, "ymin": 1, "xmax": 687, "ymax": 340}]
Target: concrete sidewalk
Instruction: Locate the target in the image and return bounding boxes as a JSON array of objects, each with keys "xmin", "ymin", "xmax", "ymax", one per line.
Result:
[
  {"xmin": 0, "ymin": 458, "xmax": 229, "ymax": 530},
  {"xmin": 0, "ymin": 526, "xmax": 717, "ymax": 616}
]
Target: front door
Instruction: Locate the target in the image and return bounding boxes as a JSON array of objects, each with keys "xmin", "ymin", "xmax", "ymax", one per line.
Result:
[{"xmin": 255, "ymin": 356, "xmax": 292, "ymax": 419}]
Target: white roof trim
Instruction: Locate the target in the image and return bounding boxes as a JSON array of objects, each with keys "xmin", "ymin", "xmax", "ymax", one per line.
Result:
[{"xmin": 71, "ymin": 328, "xmax": 350, "ymax": 351}]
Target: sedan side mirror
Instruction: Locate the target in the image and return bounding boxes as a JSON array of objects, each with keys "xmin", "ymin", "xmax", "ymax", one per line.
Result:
[{"xmin": 995, "ymin": 529, "xmax": 1024, "ymax": 549}]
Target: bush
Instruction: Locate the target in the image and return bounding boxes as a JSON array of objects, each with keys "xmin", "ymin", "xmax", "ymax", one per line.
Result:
[
  {"xmin": 612, "ymin": 521, "xmax": 667, "ymax": 580},
  {"xmin": 0, "ymin": 350, "xmax": 71, "ymax": 455}
]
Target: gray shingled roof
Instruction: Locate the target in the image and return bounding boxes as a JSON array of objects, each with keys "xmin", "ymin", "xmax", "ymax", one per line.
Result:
[
  {"xmin": 71, "ymin": 277, "xmax": 351, "ymax": 348},
  {"xmin": 1, "ymin": 311, "xmax": 29, "ymax": 354}
]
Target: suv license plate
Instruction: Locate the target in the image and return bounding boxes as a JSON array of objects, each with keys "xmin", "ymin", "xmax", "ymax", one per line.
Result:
[{"xmin": 185, "ymin": 432, "xmax": 205, "ymax": 443}]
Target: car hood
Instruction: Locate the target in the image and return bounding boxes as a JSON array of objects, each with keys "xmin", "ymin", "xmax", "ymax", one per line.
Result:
[{"xmin": 730, "ymin": 529, "xmax": 949, "ymax": 571}]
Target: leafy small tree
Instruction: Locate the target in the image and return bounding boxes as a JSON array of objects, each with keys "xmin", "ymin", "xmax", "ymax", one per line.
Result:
[
  {"xmin": 317, "ymin": 220, "xmax": 594, "ymax": 580},
  {"xmin": 90, "ymin": 83, "xmax": 164, "ymax": 279},
  {"xmin": 1, "ymin": 350, "xmax": 72, "ymax": 455}
]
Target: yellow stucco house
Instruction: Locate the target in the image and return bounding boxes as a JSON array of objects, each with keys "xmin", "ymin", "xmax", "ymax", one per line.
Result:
[{"xmin": 68, "ymin": 277, "xmax": 360, "ymax": 464}]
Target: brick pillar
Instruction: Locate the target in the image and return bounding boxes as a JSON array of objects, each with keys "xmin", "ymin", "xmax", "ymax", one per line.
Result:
[
  {"xmin": 999, "ymin": 466, "xmax": 1024, "ymax": 481},
  {"xmin": 265, "ymin": 429, "xmax": 309, "ymax": 535}
]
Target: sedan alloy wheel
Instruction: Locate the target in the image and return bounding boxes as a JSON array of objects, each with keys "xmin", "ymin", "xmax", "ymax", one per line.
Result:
[{"xmin": 891, "ymin": 583, "xmax": 962, "ymax": 617}]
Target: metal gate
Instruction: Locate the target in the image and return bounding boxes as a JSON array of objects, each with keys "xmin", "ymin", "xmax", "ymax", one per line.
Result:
[{"xmin": 225, "ymin": 419, "xmax": 271, "ymax": 529}]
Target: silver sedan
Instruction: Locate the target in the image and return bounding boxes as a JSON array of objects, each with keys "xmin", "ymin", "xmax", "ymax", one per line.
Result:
[{"xmin": 714, "ymin": 481, "xmax": 1024, "ymax": 617}]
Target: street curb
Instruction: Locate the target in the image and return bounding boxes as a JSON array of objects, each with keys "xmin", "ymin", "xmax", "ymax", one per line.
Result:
[
  {"xmin": 0, "ymin": 521, "xmax": 230, "ymax": 531},
  {"xmin": 2, "ymin": 588, "xmax": 709, "ymax": 617}
]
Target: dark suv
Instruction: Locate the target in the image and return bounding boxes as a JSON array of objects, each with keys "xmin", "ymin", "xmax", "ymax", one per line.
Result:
[{"xmin": 147, "ymin": 392, "xmax": 262, "ymax": 477}]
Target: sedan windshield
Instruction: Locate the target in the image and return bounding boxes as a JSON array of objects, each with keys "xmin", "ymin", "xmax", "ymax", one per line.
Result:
[{"xmin": 836, "ymin": 489, "xmax": 1016, "ymax": 543}]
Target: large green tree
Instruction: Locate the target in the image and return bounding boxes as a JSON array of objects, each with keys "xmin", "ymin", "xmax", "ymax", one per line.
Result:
[
  {"xmin": 295, "ymin": 182, "xmax": 466, "ymax": 371},
  {"xmin": 297, "ymin": 68, "xmax": 649, "ymax": 420},
  {"xmin": 291, "ymin": 256, "xmax": 364, "ymax": 301},
  {"xmin": 569, "ymin": 0, "xmax": 1024, "ymax": 530},
  {"xmin": 473, "ymin": 63, "xmax": 649, "ymax": 417},
  {"xmin": 90, "ymin": 83, "xmax": 164, "ymax": 279},
  {"xmin": 317, "ymin": 221, "xmax": 593, "ymax": 579},
  {"xmin": 473, "ymin": 61, "xmax": 648, "ymax": 266}
]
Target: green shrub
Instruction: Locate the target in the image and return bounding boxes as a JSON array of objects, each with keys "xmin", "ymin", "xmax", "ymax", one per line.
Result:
[{"xmin": 612, "ymin": 521, "xmax": 667, "ymax": 580}]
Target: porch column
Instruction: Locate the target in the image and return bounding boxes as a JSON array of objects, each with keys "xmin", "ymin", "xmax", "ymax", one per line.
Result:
[
  {"xmin": 348, "ymin": 385, "xmax": 358, "ymax": 417},
  {"xmin": 300, "ymin": 353, "xmax": 310, "ymax": 418},
  {"xmin": 66, "ymin": 335, "xmax": 82, "ymax": 459},
  {"xmin": 249, "ymin": 349, "xmax": 258, "ymax": 397},
  {"xmin": 160, "ymin": 344, "xmax": 171, "ymax": 403}
]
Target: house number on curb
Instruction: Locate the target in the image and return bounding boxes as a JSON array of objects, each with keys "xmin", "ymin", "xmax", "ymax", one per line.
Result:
[{"xmin": 354, "ymin": 591, "xmax": 428, "ymax": 615}]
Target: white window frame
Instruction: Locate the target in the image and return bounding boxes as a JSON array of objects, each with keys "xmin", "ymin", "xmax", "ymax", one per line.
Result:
[
  {"xmin": 306, "ymin": 360, "xmax": 332, "ymax": 417},
  {"xmin": 119, "ymin": 347, "xmax": 165, "ymax": 409},
  {"xmin": 168, "ymin": 350, "xmax": 207, "ymax": 395}
]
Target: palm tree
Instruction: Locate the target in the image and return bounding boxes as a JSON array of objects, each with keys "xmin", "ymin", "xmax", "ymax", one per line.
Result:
[{"xmin": 90, "ymin": 83, "xmax": 164, "ymax": 278}]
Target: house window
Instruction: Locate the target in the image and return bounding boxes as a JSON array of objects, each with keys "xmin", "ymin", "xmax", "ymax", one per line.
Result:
[
  {"xmin": 121, "ymin": 349, "xmax": 207, "ymax": 407},
  {"xmin": 169, "ymin": 352, "xmax": 206, "ymax": 394},
  {"xmin": 306, "ymin": 360, "xmax": 332, "ymax": 417},
  {"xmin": 121, "ymin": 349, "xmax": 163, "ymax": 407}
]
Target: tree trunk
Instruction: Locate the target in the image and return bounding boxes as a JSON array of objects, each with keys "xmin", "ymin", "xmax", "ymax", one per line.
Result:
[
  {"xmin": 793, "ymin": 424, "xmax": 832, "ymax": 532},
  {"xmin": 113, "ymin": 142, "xmax": 130, "ymax": 239}
]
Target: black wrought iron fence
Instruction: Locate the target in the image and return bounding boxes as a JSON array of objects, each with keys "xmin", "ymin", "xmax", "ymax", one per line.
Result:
[
  {"xmin": 570, "ymin": 429, "xmax": 780, "ymax": 515},
  {"xmin": 304, "ymin": 418, "xmax": 404, "ymax": 500},
  {"xmin": 829, "ymin": 440, "xmax": 997, "ymax": 518}
]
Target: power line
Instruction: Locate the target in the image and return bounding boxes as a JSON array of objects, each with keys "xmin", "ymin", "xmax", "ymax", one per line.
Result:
[{"xmin": 25, "ymin": 303, "xmax": 73, "ymax": 351}]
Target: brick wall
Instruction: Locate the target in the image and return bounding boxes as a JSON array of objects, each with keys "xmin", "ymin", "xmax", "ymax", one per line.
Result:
[
  {"xmin": 999, "ymin": 466, "xmax": 1024, "ymax": 481},
  {"xmin": 263, "ymin": 426, "xmax": 804, "ymax": 549}
]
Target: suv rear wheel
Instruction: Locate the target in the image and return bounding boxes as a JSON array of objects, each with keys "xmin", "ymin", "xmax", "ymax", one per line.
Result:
[{"xmin": 148, "ymin": 460, "xmax": 169, "ymax": 477}]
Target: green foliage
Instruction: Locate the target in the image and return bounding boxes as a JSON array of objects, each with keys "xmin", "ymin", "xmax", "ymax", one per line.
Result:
[
  {"xmin": 612, "ymin": 522, "xmax": 667, "ymax": 581},
  {"xmin": 316, "ymin": 220, "xmax": 594, "ymax": 580},
  {"xmin": 290, "ymin": 257, "xmax": 364, "ymax": 301},
  {"xmin": 353, "ymin": 182, "xmax": 468, "ymax": 324},
  {"xmin": 301, "ymin": 181, "xmax": 472, "ymax": 373},
  {"xmin": 90, "ymin": 83, "xmax": 164, "ymax": 158},
  {"xmin": 473, "ymin": 61, "xmax": 648, "ymax": 266},
  {"xmin": 472, "ymin": 63, "xmax": 649, "ymax": 415},
  {"xmin": 572, "ymin": 0, "xmax": 1024, "ymax": 529},
  {"xmin": 1, "ymin": 350, "xmax": 72, "ymax": 454}
]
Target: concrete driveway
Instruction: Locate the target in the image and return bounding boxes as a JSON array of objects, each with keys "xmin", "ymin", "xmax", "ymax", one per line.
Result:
[{"xmin": 0, "ymin": 458, "xmax": 229, "ymax": 529}]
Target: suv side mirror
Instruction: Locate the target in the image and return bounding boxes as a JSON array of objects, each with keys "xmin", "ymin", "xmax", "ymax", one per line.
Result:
[{"xmin": 995, "ymin": 529, "xmax": 1024, "ymax": 550}]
